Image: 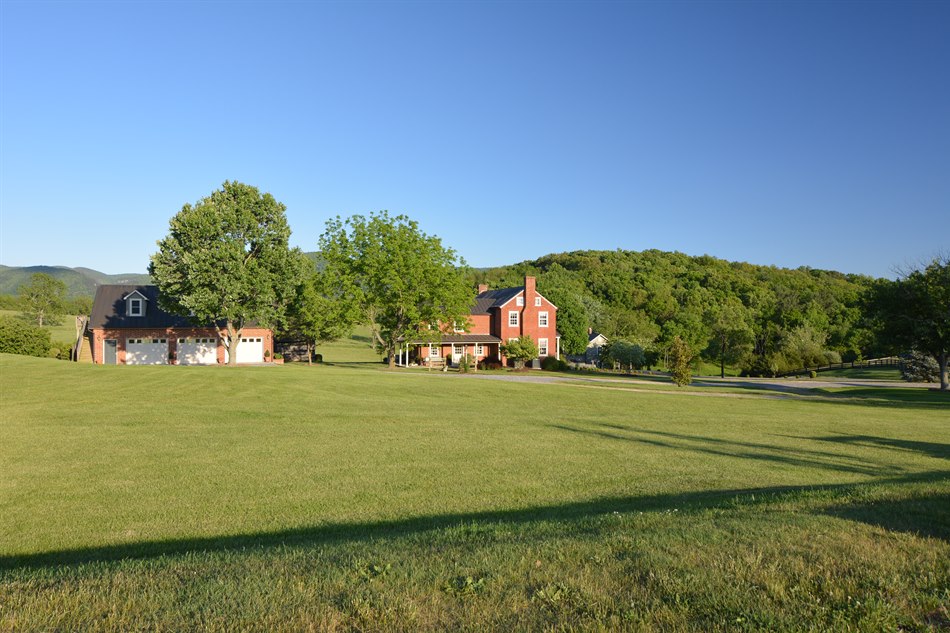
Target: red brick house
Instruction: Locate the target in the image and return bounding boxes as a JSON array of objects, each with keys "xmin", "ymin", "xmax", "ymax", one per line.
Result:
[
  {"xmin": 87, "ymin": 284, "xmax": 273, "ymax": 365},
  {"xmin": 402, "ymin": 276, "xmax": 559, "ymax": 367}
]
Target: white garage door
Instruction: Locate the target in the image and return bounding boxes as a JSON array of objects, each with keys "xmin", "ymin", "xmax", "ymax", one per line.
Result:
[
  {"xmin": 177, "ymin": 337, "xmax": 218, "ymax": 365},
  {"xmin": 226, "ymin": 336, "xmax": 264, "ymax": 364},
  {"xmin": 126, "ymin": 338, "xmax": 168, "ymax": 365}
]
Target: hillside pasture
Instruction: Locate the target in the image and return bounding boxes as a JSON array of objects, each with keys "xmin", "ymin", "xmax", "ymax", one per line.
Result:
[{"xmin": 0, "ymin": 354, "xmax": 947, "ymax": 631}]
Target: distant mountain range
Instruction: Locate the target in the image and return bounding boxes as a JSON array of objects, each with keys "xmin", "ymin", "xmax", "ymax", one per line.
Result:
[{"xmin": 0, "ymin": 265, "xmax": 151, "ymax": 297}]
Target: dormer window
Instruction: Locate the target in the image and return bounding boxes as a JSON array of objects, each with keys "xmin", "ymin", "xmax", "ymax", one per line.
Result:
[{"xmin": 124, "ymin": 290, "xmax": 147, "ymax": 317}]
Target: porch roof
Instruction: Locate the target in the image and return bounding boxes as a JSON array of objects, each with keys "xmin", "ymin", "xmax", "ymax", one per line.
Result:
[{"xmin": 404, "ymin": 334, "xmax": 502, "ymax": 344}]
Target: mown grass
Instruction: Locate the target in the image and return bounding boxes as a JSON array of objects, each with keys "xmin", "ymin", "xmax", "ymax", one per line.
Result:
[
  {"xmin": 1, "ymin": 354, "xmax": 947, "ymax": 631},
  {"xmin": 817, "ymin": 366, "xmax": 903, "ymax": 380}
]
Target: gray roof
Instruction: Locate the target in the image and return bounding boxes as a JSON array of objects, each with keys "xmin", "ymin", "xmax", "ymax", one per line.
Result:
[
  {"xmin": 471, "ymin": 286, "xmax": 524, "ymax": 314},
  {"xmin": 89, "ymin": 284, "xmax": 200, "ymax": 329}
]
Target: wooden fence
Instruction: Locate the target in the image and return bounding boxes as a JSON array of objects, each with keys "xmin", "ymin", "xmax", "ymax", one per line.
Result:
[{"xmin": 778, "ymin": 356, "xmax": 902, "ymax": 378}]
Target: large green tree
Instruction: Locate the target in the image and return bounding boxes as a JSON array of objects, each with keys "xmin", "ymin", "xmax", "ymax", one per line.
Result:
[
  {"xmin": 703, "ymin": 299, "xmax": 753, "ymax": 378},
  {"xmin": 18, "ymin": 273, "xmax": 67, "ymax": 327},
  {"xmin": 149, "ymin": 181, "xmax": 302, "ymax": 365},
  {"xmin": 318, "ymin": 212, "xmax": 473, "ymax": 368},
  {"xmin": 282, "ymin": 255, "xmax": 359, "ymax": 364},
  {"xmin": 869, "ymin": 256, "xmax": 949, "ymax": 390}
]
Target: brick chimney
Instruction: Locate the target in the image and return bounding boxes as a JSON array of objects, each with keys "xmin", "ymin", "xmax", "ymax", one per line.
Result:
[
  {"xmin": 525, "ymin": 276, "xmax": 536, "ymax": 298},
  {"xmin": 477, "ymin": 283, "xmax": 488, "ymax": 294}
]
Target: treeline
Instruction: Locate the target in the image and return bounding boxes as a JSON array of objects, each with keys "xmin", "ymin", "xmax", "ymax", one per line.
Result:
[{"xmin": 469, "ymin": 249, "xmax": 883, "ymax": 376}]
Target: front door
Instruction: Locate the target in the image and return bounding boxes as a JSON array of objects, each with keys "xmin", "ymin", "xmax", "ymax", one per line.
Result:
[
  {"xmin": 453, "ymin": 344, "xmax": 465, "ymax": 365},
  {"xmin": 104, "ymin": 339, "xmax": 117, "ymax": 364}
]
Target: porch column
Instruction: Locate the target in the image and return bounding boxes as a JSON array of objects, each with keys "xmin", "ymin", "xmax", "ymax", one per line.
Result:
[{"xmin": 556, "ymin": 336, "xmax": 561, "ymax": 360}]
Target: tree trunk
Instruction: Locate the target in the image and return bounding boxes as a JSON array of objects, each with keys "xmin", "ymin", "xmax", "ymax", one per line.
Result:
[
  {"xmin": 307, "ymin": 341, "xmax": 313, "ymax": 366},
  {"xmin": 939, "ymin": 351, "xmax": 948, "ymax": 391},
  {"xmin": 225, "ymin": 321, "xmax": 242, "ymax": 366}
]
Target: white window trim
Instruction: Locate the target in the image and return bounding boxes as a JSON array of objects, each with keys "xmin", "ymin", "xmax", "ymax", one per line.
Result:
[
  {"xmin": 429, "ymin": 346, "xmax": 439, "ymax": 358},
  {"xmin": 539, "ymin": 311, "xmax": 549, "ymax": 327},
  {"xmin": 508, "ymin": 311, "xmax": 519, "ymax": 326},
  {"xmin": 539, "ymin": 338, "xmax": 549, "ymax": 356},
  {"xmin": 535, "ymin": 297, "xmax": 542, "ymax": 306},
  {"xmin": 516, "ymin": 296, "xmax": 524, "ymax": 306},
  {"xmin": 129, "ymin": 298, "xmax": 143, "ymax": 317},
  {"xmin": 475, "ymin": 344, "xmax": 484, "ymax": 356}
]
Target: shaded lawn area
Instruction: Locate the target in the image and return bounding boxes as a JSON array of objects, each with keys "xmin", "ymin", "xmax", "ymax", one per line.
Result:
[{"xmin": 1, "ymin": 354, "xmax": 948, "ymax": 631}]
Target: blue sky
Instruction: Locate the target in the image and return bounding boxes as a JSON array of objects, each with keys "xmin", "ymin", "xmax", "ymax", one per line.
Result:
[{"xmin": 1, "ymin": 1, "xmax": 947, "ymax": 279}]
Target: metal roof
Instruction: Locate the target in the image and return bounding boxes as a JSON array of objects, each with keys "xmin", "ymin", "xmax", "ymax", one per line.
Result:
[
  {"xmin": 471, "ymin": 286, "xmax": 524, "ymax": 314},
  {"xmin": 405, "ymin": 333, "xmax": 503, "ymax": 344},
  {"xmin": 89, "ymin": 284, "xmax": 201, "ymax": 329}
]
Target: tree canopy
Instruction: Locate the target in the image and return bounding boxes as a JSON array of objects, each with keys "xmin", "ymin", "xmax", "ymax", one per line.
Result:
[
  {"xmin": 149, "ymin": 181, "xmax": 302, "ymax": 365},
  {"xmin": 282, "ymin": 254, "xmax": 359, "ymax": 364},
  {"xmin": 18, "ymin": 273, "xmax": 67, "ymax": 327},
  {"xmin": 318, "ymin": 212, "xmax": 473, "ymax": 368},
  {"xmin": 869, "ymin": 256, "xmax": 949, "ymax": 390},
  {"xmin": 469, "ymin": 249, "xmax": 878, "ymax": 376}
]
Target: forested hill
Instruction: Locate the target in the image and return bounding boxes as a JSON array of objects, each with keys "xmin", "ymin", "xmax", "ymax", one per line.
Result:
[
  {"xmin": 0, "ymin": 265, "xmax": 151, "ymax": 297},
  {"xmin": 466, "ymin": 250, "xmax": 881, "ymax": 375}
]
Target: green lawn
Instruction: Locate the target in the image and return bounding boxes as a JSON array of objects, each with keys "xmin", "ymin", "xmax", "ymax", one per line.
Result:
[
  {"xmin": 1, "ymin": 354, "xmax": 947, "ymax": 631},
  {"xmin": 817, "ymin": 365, "xmax": 904, "ymax": 380},
  {"xmin": 314, "ymin": 325, "xmax": 384, "ymax": 364}
]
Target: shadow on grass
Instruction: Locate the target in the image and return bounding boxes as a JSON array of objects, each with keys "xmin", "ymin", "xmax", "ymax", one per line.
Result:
[
  {"xmin": 801, "ymin": 434, "xmax": 950, "ymax": 461},
  {"xmin": 808, "ymin": 387, "xmax": 948, "ymax": 409},
  {"xmin": 552, "ymin": 424, "xmax": 901, "ymax": 477},
  {"xmin": 3, "ymin": 471, "xmax": 948, "ymax": 571},
  {"xmin": 824, "ymin": 492, "xmax": 950, "ymax": 542},
  {"xmin": 690, "ymin": 380, "xmax": 947, "ymax": 409}
]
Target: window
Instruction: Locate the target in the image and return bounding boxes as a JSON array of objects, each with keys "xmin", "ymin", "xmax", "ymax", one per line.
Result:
[
  {"xmin": 539, "ymin": 338, "xmax": 549, "ymax": 356},
  {"xmin": 453, "ymin": 321, "xmax": 463, "ymax": 333},
  {"xmin": 516, "ymin": 296, "xmax": 524, "ymax": 306},
  {"xmin": 508, "ymin": 311, "xmax": 519, "ymax": 327},
  {"xmin": 535, "ymin": 297, "xmax": 542, "ymax": 306},
  {"xmin": 129, "ymin": 298, "xmax": 143, "ymax": 316},
  {"xmin": 539, "ymin": 311, "xmax": 549, "ymax": 327},
  {"xmin": 475, "ymin": 344, "xmax": 484, "ymax": 356},
  {"xmin": 429, "ymin": 346, "xmax": 439, "ymax": 358}
]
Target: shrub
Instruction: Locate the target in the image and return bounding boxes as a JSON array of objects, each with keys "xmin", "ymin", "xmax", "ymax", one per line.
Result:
[
  {"xmin": 501, "ymin": 336, "xmax": 538, "ymax": 370},
  {"xmin": 668, "ymin": 336, "xmax": 693, "ymax": 386},
  {"xmin": 0, "ymin": 316, "xmax": 51, "ymax": 357},
  {"xmin": 48, "ymin": 341, "xmax": 73, "ymax": 361},
  {"xmin": 900, "ymin": 351, "xmax": 940, "ymax": 383},
  {"xmin": 315, "ymin": 353, "xmax": 323, "ymax": 363},
  {"xmin": 478, "ymin": 355, "xmax": 502, "ymax": 370},
  {"xmin": 458, "ymin": 354, "xmax": 474, "ymax": 373},
  {"xmin": 540, "ymin": 356, "xmax": 561, "ymax": 371},
  {"xmin": 809, "ymin": 370, "xmax": 817, "ymax": 379},
  {"xmin": 822, "ymin": 350, "xmax": 842, "ymax": 365}
]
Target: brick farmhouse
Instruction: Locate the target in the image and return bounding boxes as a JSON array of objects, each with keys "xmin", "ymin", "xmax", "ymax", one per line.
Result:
[{"xmin": 400, "ymin": 275, "xmax": 559, "ymax": 367}]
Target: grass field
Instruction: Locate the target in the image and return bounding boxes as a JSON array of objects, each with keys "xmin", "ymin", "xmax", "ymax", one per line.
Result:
[
  {"xmin": 816, "ymin": 365, "xmax": 903, "ymax": 380},
  {"xmin": 1, "ymin": 354, "xmax": 947, "ymax": 631},
  {"xmin": 0, "ymin": 309, "xmax": 79, "ymax": 345}
]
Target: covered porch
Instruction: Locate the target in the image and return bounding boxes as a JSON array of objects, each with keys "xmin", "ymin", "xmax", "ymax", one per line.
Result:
[{"xmin": 395, "ymin": 333, "xmax": 503, "ymax": 368}]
